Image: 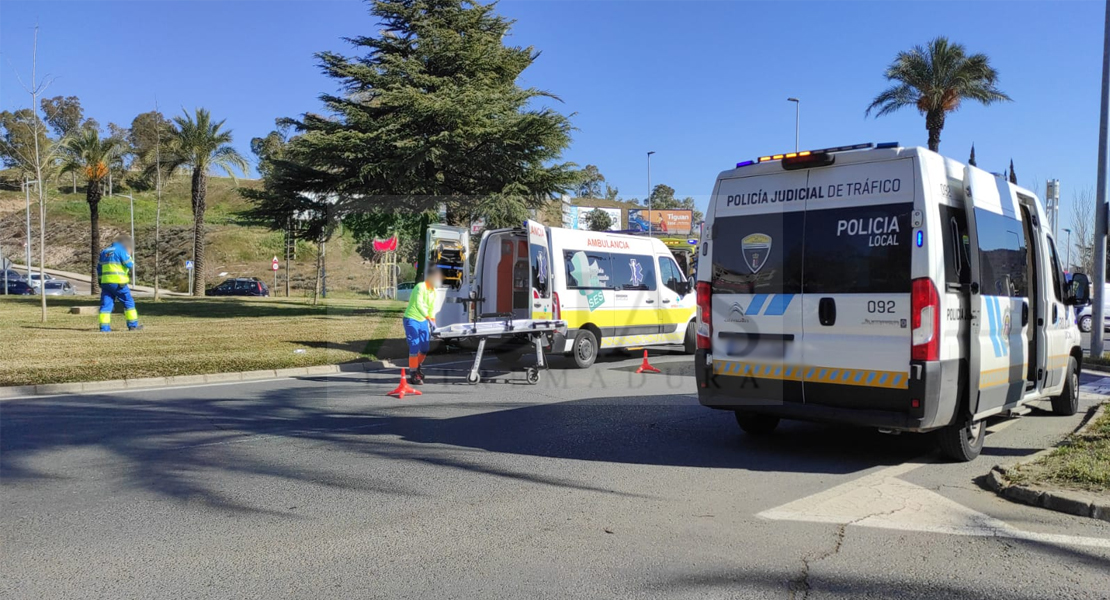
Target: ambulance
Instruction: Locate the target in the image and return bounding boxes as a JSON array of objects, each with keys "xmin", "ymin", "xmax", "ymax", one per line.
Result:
[
  {"xmin": 470, "ymin": 222, "xmax": 697, "ymax": 368},
  {"xmin": 694, "ymin": 143, "xmax": 1091, "ymax": 461}
]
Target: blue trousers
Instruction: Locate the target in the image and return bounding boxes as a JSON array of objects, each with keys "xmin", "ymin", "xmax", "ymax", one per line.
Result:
[
  {"xmin": 99, "ymin": 283, "xmax": 138, "ymax": 331},
  {"xmin": 403, "ymin": 317, "xmax": 430, "ymax": 356}
]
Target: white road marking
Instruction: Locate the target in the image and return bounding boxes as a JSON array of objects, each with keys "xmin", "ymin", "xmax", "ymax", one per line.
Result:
[{"xmin": 758, "ymin": 462, "xmax": 1110, "ymax": 549}]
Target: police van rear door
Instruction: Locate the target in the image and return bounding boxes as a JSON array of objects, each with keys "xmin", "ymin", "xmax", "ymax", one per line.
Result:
[
  {"xmin": 798, "ymin": 159, "xmax": 915, "ymax": 410},
  {"xmin": 710, "ymin": 170, "xmax": 808, "ymax": 404},
  {"xmin": 963, "ymin": 167, "xmax": 1031, "ymax": 416}
]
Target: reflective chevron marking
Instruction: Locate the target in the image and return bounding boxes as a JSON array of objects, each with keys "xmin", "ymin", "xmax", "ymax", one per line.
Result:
[{"xmin": 712, "ymin": 360, "xmax": 908, "ymax": 389}]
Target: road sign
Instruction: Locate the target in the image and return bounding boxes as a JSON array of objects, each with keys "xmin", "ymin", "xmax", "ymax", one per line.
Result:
[
  {"xmin": 185, "ymin": 260, "xmax": 194, "ymax": 271},
  {"xmin": 271, "ymin": 257, "xmax": 280, "ymax": 271}
]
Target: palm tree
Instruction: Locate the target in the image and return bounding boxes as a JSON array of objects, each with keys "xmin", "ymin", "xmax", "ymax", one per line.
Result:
[
  {"xmin": 866, "ymin": 37, "xmax": 1011, "ymax": 152},
  {"xmin": 62, "ymin": 129, "xmax": 124, "ymax": 294},
  {"xmin": 164, "ymin": 108, "xmax": 248, "ymax": 295}
]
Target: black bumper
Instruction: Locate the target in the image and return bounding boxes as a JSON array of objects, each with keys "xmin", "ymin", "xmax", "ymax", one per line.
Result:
[{"xmin": 694, "ymin": 350, "xmax": 962, "ymax": 432}]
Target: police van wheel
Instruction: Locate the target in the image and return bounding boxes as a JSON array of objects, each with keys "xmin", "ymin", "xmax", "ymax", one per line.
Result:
[
  {"xmin": 1050, "ymin": 357, "xmax": 1080, "ymax": 416},
  {"xmin": 572, "ymin": 330, "xmax": 598, "ymax": 369},
  {"xmin": 937, "ymin": 417, "xmax": 985, "ymax": 462},
  {"xmin": 734, "ymin": 412, "xmax": 779, "ymax": 435},
  {"xmin": 683, "ymin": 322, "xmax": 697, "ymax": 355}
]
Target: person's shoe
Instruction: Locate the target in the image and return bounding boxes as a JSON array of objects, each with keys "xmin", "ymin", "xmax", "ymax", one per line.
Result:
[
  {"xmin": 412, "ymin": 370, "xmax": 425, "ymax": 386},
  {"xmin": 407, "ymin": 373, "xmax": 421, "ymax": 386},
  {"xmin": 99, "ymin": 326, "xmax": 112, "ymax": 333},
  {"xmin": 127, "ymin": 323, "xmax": 143, "ymax": 331}
]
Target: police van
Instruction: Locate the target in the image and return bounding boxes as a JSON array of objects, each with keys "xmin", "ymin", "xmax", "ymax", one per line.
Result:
[
  {"xmin": 694, "ymin": 143, "xmax": 1091, "ymax": 461},
  {"xmin": 471, "ymin": 221, "xmax": 697, "ymax": 368}
]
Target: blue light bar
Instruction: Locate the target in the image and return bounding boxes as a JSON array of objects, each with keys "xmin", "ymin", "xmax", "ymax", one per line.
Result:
[
  {"xmin": 876, "ymin": 141, "xmax": 899, "ymax": 149},
  {"xmin": 736, "ymin": 160, "xmax": 755, "ymax": 168}
]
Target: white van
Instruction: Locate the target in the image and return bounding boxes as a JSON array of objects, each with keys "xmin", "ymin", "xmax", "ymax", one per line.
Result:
[
  {"xmin": 472, "ymin": 221, "xmax": 697, "ymax": 368},
  {"xmin": 694, "ymin": 143, "xmax": 1091, "ymax": 461}
]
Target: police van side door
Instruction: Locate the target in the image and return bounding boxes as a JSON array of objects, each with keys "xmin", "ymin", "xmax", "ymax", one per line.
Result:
[{"xmin": 964, "ymin": 167, "xmax": 1030, "ymax": 416}]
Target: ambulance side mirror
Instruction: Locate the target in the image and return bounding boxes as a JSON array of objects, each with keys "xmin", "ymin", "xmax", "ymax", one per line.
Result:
[{"xmin": 1068, "ymin": 273, "xmax": 1091, "ymax": 306}]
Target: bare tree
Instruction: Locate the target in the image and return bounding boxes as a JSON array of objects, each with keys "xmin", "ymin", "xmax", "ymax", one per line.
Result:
[{"xmin": 1070, "ymin": 186, "xmax": 1095, "ymax": 275}]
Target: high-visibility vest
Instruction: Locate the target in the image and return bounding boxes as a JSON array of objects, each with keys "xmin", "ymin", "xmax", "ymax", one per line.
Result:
[{"xmin": 98, "ymin": 243, "xmax": 133, "ymax": 285}]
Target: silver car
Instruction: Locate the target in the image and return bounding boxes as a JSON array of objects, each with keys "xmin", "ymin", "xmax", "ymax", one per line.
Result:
[
  {"xmin": 41, "ymin": 280, "xmax": 76, "ymax": 296},
  {"xmin": 28, "ymin": 272, "xmax": 55, "ymax": 289}
]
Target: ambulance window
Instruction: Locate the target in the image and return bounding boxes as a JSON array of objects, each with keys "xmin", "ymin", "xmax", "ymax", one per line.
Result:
[
  {"xmin": 804, "ymin": 204, "xmax": 913, "ymax": 294},
  {"xmin": 1046, "ymin": 237, "xmax": 1064, "ymax": 301},
  {"xmin": 939, "ymin": 205, "xmax": 971, "ymax": 286},
  {"xmin": 709, "ymin": 212, "xmax": 804, "ymax": 294},
  {"xmin": 530, "ymin": 244, "xmax": 550, "ymax": 297},
  {"xmin": 563, "ymin": 250, "xmax": 613, "ymax": 290},
  {"xmin": 610, "ymin": 253, "xmax": 656, "ymax": 291},
  {"xmin": 975, "ymin": 209, "xmax": 1028, "ymax": 298},
  {"xmin": 658, "ymin": 257, "xmax": 685, "ymax": 294}
]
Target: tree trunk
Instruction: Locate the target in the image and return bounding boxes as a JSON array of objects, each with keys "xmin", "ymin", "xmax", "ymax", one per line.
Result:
[
  {"xmin": 191, "ymin": 167, "xmax": 207, "ymax": 296},
  {"xmin": 926, "ymin": 109, "xmax": 946, "ymax": 153},
  {"xmin": 414, "ymin": 212, "xmax": 430, "ymax": 283},
  {"xmin": 72, "ymin": 172, "xmax": 77, "ymax": 194},
  {"xmin": 88, "ymin": 182, "xmax": 102, "ymax": 296}
]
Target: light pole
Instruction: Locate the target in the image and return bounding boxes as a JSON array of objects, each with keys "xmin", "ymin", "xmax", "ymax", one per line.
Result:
[
  {"xmin": 648, "ymin": 149, "xmax": 652, "ymax": 236},
  {"xmin": 1092, "ymin": 0, "xmax": 1110, "ymax": 358},
  {"xmin": 120, "ymin": 192, "xmax": 136, "ymax": 282},
  {"xmin": 787, "ymin": 97, "xmax": 800, "ymax": 152},
  {"xmin": 1064, "ymin": 228, "xmax": 1073, "ymax": 271},
  {"xmin": 23, "ymin": 179, "xmax": 38, "ymax": 278}
]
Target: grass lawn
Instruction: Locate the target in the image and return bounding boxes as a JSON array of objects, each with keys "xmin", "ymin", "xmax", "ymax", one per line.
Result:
[
  {"xmin": 0, "ymin": 295, "xmax": 405, "ymax": 387},
  {"xmin": 1007, "ymin": 404, "xmax": 1110, "ymax": 494}
]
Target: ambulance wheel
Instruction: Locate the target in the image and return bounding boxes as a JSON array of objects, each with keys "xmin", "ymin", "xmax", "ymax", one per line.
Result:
[
  {"xmin": 734, "ymin": 412, "xmax": 779, "ymax": 436},
  {"xmin": 571, "ymin": 330, "xmax": 598, "ymax": 369},
  {"xmin": 1050, "ymin": 357, "xmax": 1079, "ymax": 416},
  {"xmin": 683, "ymin": 322, "xmax": 697, "ymax": 355},
  {"xmin": 525, "ymin": 366, "xmax": 540, "ymax": 385},
  {"xmin": 937, "ymin": 417, "xmax": 985, "ymax": 462},
  {"xmin": 466, "ymin": 371, "xmax": 480, "ymax": 385},
  {"xmin": 1079, "ymin": 315, "xmax": 1093, "ymax": 333}
]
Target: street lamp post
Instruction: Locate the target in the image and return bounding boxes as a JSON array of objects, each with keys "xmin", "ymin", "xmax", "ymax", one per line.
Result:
[
  {"xmin": 1092, "ymin": 0, "xmax": 1110, "ymax": 358},
  {"xmin": 1064, "ymin": 228, "xmax": 1073, "ymax": 271},
  {"xmin": 647, "ymin": 151, "xmax": 656, "ymax": 237},
  {"xmin": 787, "ymin": 98, "xmax": 800, "ymax": 152}
]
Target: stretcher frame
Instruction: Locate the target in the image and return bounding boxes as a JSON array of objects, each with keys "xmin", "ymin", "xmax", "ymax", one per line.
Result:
[{"xmin": 433, "ymin": 314, "xmax": 568, "ymax": 385}]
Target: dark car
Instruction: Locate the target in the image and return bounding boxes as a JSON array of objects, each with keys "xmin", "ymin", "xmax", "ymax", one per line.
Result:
[
  {"xmin": 5, "ymin": 280, "xmax": 36, "ymax": 295},
  {"xmin": 206, "ymin": 277, "xmax": 270, "ymax": 297}
]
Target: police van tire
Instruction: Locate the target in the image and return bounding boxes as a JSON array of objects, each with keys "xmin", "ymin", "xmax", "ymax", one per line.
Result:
[
  {"xmin": 734, "ymin": 412, "xmax": 779, "ymax": 435},
  {"xmin": 1079, "ymin": 315, "xmax": 1093, "ymax": 333},
  {"xmin": 572, "ymin": 329, "xmax": 598, "ymax": 369},
  {"xmin": 937, "ymin": 417, "xmax": 985, "ymax": 462},
  {"xmin": 1050, "ymin": 357, "xmax": 1080, "ymax": 416},
  {"xmin": 683, "ymin": 322, "xmax": 697, "ymax": 355}
]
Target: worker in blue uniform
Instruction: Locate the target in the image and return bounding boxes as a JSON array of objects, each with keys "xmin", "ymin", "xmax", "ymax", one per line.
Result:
[{"xmin": 98, "ymin": 236, "xmax": 142, "ymax": 332}]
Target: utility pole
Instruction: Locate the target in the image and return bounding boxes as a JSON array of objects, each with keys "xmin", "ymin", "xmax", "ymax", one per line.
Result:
[
  {"xmin": 788, "ymin": 98, "xmax": 800, "ymax": 152},
  {"xmin": 648, "ymin": 149, "xmax": 652, "ymax": 236},
  {"xmin": 1065, "ymin": 228, "xmax": 1073, "ymax": 271},
  {"xmin": 1092, "ymin": 0, "xmax": 1110, "ymax": 358}
]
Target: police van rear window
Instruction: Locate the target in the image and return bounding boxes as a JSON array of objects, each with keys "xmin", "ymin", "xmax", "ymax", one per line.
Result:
[{"xmin": 710, "ymin": 204, "xmax": 912, "ymax": 295}]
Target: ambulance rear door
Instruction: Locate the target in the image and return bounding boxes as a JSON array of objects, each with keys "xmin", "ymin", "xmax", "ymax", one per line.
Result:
[{"xmin": 526, "ymin": 220, "xmax": 553, "ymax": 320}]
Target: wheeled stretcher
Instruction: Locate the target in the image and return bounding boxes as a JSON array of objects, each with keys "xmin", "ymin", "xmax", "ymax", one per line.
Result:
[{"xmin": 433, "ymin": 315, "xmax": 568, "ymax": 385}]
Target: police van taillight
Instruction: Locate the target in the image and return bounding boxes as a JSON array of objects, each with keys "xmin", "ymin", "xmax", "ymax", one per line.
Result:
[
  {"xmin": 911, "ymin": 277, "xmax": 939, "ymax": 361},
  {"xmin": 696, "ymin": 282, "xmax": 712, "ymax": 350}
]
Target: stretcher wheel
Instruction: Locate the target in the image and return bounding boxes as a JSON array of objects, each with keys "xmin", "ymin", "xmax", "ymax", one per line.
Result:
[
  {"xmin": 525, "ymin": 367, "xmax": 540, "ymax": 385},
  {"xmin": 466, "ymin": 371, "xmax": 481, "ymax": 385}
]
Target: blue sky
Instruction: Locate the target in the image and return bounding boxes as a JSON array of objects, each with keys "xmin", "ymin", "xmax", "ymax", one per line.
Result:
[{"xmin": 0, "ymin": 1, "xmax": 1103, "ymax": 226}]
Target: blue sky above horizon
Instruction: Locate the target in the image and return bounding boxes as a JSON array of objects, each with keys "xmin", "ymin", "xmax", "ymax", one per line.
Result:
[{"xmin": 0, "ymin": 1, "xmax": 1104, "ymax": 228}]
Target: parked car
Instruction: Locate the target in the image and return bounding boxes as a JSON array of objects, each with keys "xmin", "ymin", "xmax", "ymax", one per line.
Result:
[
  {"xmin": 41, "ymin": 280, "xmax": 76, "ymax": 296},
  {"xmin": 206, "ymin": 277, "xmax": 270, "ymax": 297},
  {"xmin": 5, "ymin": 280, "xmax": 36, "ymax": 295},
  {"xmin": 1, "ymin": 269, "xmax": 25, "ymax": 282},
  {"xmin": 27, "ymin": 272, "xmax": 55, "ymax": 289},
  {"xmin": 396, "ymin": 281, "xmax": 416, "ymax": 302},
  {"xmin": 1076, "ymin": 283, "xmax": 1109, "ymax": 333}
]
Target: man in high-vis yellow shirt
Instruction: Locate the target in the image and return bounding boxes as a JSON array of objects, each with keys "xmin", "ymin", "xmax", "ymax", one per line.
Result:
[
  {"xmin": 97, "ymin": 236, "xmax": 142, "ymax": 332},
  {"xmin": 402, "ymin": 268, "xmax": 442, "ymax": 385}
]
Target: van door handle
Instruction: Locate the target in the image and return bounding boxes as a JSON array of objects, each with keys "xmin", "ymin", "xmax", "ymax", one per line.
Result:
[
  {"xmin": 533, "ymin": 303, "xmax": 541, "ymax": 308},
  {"xmin": 662, "ymin": 299, "xmax": 671, "ymax": 304},
  {"xmin": 645, "ymin": 299, "xmax": 655, "ymax": 304},
  {"xmin": 818, "ymin": 297, "xmax": 836, "ymax": 326}
]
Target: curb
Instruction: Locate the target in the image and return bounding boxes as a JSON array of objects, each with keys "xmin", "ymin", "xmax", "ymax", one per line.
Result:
[
  {"xmin": 0, "ymin": 361, "xmax": 388, "ymax": 400},
  {"xmin": 984, "ymin": 404, "xmax": 1110, "ymax": 523}
]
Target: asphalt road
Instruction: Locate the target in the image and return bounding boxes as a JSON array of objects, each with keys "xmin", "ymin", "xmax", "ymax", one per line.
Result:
[{"xmin": 2, "ymin": 351, "xmax": 1109, "ymax": 599}]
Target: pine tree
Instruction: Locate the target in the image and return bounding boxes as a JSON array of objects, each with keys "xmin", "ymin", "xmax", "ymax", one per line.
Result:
[
  {"xmin": 1009, "ymin": 159, "xmax": 1017, "ymax": 184},
  {"xmin": 968, "ymin": 144, "xmax": 977, "ymax": 167},
  {"xmin": 244, "ymin": 0, "xmax": 577, "ymax": 273}
]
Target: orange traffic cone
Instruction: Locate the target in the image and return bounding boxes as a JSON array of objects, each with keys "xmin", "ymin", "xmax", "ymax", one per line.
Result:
[
  {"xmin": 635, "ymin": 350, "xmax": 661, "ymax": 374},
  {"xmin": 387, "ymin": 369, "xmax": 422, "ymax": 399}
]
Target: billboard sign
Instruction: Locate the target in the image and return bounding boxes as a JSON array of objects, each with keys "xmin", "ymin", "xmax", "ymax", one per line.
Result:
[
  {"xmin": 568, "ymin": 206, "xmax": 622, "ymax": 231},
  {"xmin": 627, "ymin": 209, "xmax": 693, "ymax": 235}
]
